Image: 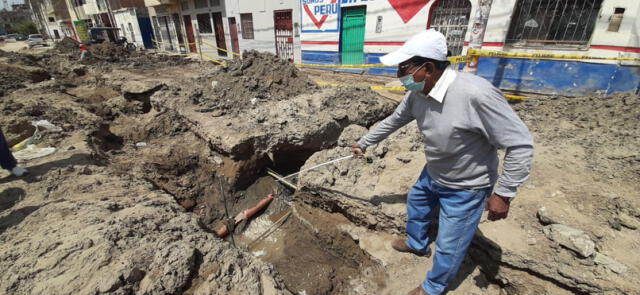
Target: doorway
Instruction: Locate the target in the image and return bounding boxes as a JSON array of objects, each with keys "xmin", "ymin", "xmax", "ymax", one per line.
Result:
[
  {"xmin": 274, "ymin": 10, "xmax": 294, "ymax": 61},
  {"xmin": 172, "ymin": 14, "xmax": 186, "ymax": 52},
  {"xmin": 429, "ymin": 0, "xmax": 471, "ymax": 56},
  {"xmin": 183, "ymin": 15, "xmax": 197, "ymax": 52},
  {"xmin": 228, "ymin": 17, "xmax": 240, "ymax": 56},
  {"xmin": 340, "ymin": 6, "xmax": 366, "ymax": 65},
  {"xmin": 212, "ymin": 12, "xmax": 227, "ymax": 56}
]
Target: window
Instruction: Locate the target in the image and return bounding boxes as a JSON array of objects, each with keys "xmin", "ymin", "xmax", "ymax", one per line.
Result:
[
  {"xmin": 506, "ymin": 0, "xmax": 602, "ymax": 48},
  {"xmin": 240, "ymin": 13, "xmax": 254, "ymax": 39},
  {"xmin": 194, "ymin": 0, "xmax": 207, "ymax": 9},
  {"xmin": 48, "ymin": 17, "xmax": 55, "ymax": 22},
  {"xmin": 197, "ymin": 13, "xmax": 213, "ymax": 33},
  {"xmin": 607, "ymin": 8, "xmax": 624, "ymax": 32},
  {"xmin": 209, "ymin": 0, "xmax": 219, "ymax": 6},
  {"xmin": 181, "ymin": 0, "xmax": 188, "ymax": 10},
  {"xmin": 128, "ymin": 22, "xmax": 135, "ymax": 41}
]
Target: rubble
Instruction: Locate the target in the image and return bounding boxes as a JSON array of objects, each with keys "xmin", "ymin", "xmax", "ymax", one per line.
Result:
[
  {"xmin": 594, "ymin": 253, "xmax": 628, "ymax": 274},
  {"xmin": 542, "ymin": 224, "xmax": 596, "ymax": 258},
  {"xmin": 189, "ymin": 50, "xmax": 317, "ymax": 114},
  {"xmin": 615, "ymin": 213, "xmax": 639, "ymax": 230},
  {"xmin": 53, "ymin": 37, "xmax": 80, "ymax": 53},
  {"xmin": 1, "ymin": 48, "xmax": 639, "ymax": 295}
]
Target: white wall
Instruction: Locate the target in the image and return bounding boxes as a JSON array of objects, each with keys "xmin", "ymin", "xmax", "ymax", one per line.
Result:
[
  {"xmin": 591, "ymin": 0, "xmax": 640, "ymax": 48},
  {"xmin": 461, "ymin": 0, "xmax": 640, "ymax": 62},
  {"xmin": 179, "ymin": 0, "xmax": 228, "ymax": 58},
  {"xmin": 300, "ymin": 0, "xmax": 434, "ymax": 54},
  {"xmin": 225, "ymin": 0, "xmax": 301, "ymax": 62},
  {"xmin": 113, "ymin": 8, "xmax": 145, "ymax": 48}
]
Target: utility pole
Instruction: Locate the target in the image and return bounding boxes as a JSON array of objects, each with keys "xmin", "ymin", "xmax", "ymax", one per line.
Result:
[{"xmin": 464, "ymin": 0, "xmax": 493, "ymax": 74}]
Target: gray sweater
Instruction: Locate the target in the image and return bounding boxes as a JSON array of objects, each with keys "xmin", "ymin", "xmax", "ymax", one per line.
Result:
[{"xmin": 357, "ymin": 71, "xmax": 534, "ymax": 197}]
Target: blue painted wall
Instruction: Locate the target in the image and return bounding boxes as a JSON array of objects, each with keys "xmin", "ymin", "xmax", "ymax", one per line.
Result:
[
  {"xmin": 301, "ymin": 50, "xmax": 640, "ymax": 95},
  {"xmin": 476, "ymin": 57, "xmax": 640, "ymax": 95}
]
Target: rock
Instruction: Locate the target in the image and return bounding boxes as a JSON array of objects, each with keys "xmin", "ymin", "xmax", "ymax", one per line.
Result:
[
  {"xmin": 608, "ymin": 219, "xmax": 623, "ymax": 231},
  {"xmin": 594, "ymin": 253, "xmax": 628, "ymax": 274},
  {"xmin": 138, "ymin": 242, "xmax": 196, "ymax": 295},
  {"xmin": 337, "ymin": 124, "xmax": 368, "ymax": 147},
  {"xmin": 213, "ymin": 156, "xmax": 224, "ymax": 165},
  {"xmin": 543, "ymin": 224, "xmax": 595, "ymax": 258},
  {"xmin": 135, "ymin": 142, "xmax": 147, "ymax": 147},
  {"xmin": 616, "ymin": 213, "xmax": 639, "ymax": 229},
  {"xmin": 536, "ymin": 207, "xmax": 557, "ymax": 225}
]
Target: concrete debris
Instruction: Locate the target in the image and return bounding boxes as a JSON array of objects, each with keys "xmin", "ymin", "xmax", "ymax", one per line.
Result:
[
  {"xmin": 616, "ymin": 213, "xmax": 639, "ymax": 230},
  {"xmin": 537, "ymin": 207, "xmax": 557, "ymax": 225},
  {"xmin": 543, "ymin": 224, "xmax": 596, "ymax": 258},
  {"xmin": 593, "ymin": 253, "xmax": 628, "ymax": 274}
]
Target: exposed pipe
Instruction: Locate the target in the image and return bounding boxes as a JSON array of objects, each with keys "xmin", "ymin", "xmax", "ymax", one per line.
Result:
[{"xmin": 215, "ymin": 194, "xmax": 275, "ymax": 238}]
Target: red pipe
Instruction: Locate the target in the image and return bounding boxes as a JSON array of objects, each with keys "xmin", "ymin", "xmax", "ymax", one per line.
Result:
[{"xmin": 215, "ymin": 194, "xmax": 275, "ymax": 238}]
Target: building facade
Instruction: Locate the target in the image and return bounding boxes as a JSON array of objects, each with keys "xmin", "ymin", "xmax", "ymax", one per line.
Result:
[
  {"xmin": 145, "ymin": 0, "xmax": 301, "ymax": 62},
  {"xmin": 299, "ymin": 0, "xmax": 640, "ymax": 95},
  {"xmin": 27, "ymin": 0, "xmax": 73, "ymax": 39}
]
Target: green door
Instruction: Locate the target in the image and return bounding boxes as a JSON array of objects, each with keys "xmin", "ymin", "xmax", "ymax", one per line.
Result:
[{"xmin": 340, "ymin": 6, "xmax": 366, "ymax": 65}]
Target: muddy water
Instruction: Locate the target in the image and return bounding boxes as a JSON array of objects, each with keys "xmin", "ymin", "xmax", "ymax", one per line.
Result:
[
  {"xmin": 212, "ymin": 174, "xmax": 383, "ymax": 294},
  {"xmin": 235, "ymin": 199, "xmax": 384, "ymax": 294}
]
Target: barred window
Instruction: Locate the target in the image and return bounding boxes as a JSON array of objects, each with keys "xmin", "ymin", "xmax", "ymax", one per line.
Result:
[
  {"xmin": 197, "ymin": 13, "xmax": 212, "ymax": 33},
  {"xmin": 240, "ymin": 13, "xmax": 254, "ymax": 39},
  {"xmin": 181, "ymin": 0, "xmax": 188, "ymax": 10},
  {"xmin": 209, "ymin": 0, "xmax": 220, "ymax": 6},
  {"xmin": 506, "ymin": 0, "xmax": 602, "ymax": 49},
  {"xmin": 194, "ymin": 0, "xmax": 207, "ymax": 9}
]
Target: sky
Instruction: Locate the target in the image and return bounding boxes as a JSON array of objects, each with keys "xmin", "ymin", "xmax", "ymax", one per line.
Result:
[{"xmin": 0, "ymin": 0, "xmax": 25, "ymax": 10}]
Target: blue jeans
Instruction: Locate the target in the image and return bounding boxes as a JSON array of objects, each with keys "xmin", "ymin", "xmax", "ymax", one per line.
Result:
[
  {"xmin": 406, "ymin": 167, "xmax": 491, "ymax": 295},
  {"xmin": 0, "ymin": 129, "xmax": 17, "ymax": 171}
]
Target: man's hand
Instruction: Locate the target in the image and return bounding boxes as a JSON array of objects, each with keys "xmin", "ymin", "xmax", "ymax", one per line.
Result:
[
  {"xmin": 351, "ymin": 143, "xmax": 365, "ymax": 158},
  {"xmin": 486, "ymin": 193, "xmax": 511, "ymax": 221}
]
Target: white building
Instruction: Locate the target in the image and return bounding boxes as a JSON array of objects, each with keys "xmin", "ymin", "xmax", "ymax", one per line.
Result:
[
  {"xmin": 146, "ymin": 0, "xmax": 301, "ymax": 62},
  {"xmin": 299, "ymin": 0, "xmax": 640, "ymax": 95}
]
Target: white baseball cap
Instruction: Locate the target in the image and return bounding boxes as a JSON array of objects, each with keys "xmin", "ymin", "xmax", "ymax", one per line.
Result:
[{"xmin": 379, "ymin": 29, "xmax": 448, "ymax": 66}]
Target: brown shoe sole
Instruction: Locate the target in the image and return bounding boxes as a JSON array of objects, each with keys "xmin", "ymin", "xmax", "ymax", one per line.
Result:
[{"xmin": 392, "ymin": 239, "xmax": 432, "ymax": 257}]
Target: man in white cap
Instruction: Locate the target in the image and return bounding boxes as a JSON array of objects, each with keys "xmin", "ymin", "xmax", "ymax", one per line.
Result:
[{"xmin": 352, "ymin": 29, "xmax": 533, "ymax": 295}]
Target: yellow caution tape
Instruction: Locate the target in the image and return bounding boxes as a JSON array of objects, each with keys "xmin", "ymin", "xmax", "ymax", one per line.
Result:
[
  {"xmin": 197, "ymin": 52, "xmax": 226, "ymax": 66},
  {"xmin": 152, "ymin": 39, "xmax": 226, "ymax": 65},
  {"xmin": 295, "ymin": 55, "xmax": 470, "ymax": 69},
  {"xmin": 468, "ymin": 49, "xmax": 640, "ymax": 62},
  {"xmin": 152, "ymin": 39, "xmax": 196, "ymax": 47},
  {"xmin": 316, "ymin": 81, "xmax": 528, "ymax": 100},
  {"xmin": 295, "ymin": 63, "xmax": 390, "ymax": 68},
  {"xmin": 200, "ymin": 40, "xmax": 242, "ymax": 57}
]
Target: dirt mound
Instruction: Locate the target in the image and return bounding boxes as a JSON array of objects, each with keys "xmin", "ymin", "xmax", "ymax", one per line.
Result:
[
  {"xmin": 0, "ymin": 61, "xmax": 51, "ymax": 97},
  {"xmin": 88, "ymin": 42, "xmax": 132, "ymax": 62},
  {"xmin": 513, "ymin": 93, "xmax": 639, "ymax": 180},
  {"xmin": 191, "ymin": 50, "xmax": 316, "ymax": 113},
  {"xmin": 53, "ymin": 37, "xmax": 80, "ymax": 53}
]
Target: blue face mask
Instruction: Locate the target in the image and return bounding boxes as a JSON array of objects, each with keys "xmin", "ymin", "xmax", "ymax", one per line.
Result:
[{"xmin": 399, "ymin": 63, "xmax": 426, "ymax": 93}]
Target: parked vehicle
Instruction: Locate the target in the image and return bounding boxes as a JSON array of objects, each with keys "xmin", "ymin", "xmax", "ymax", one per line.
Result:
[
  {"xmin": 14, "ymin": 34, "xmax": 27, "ymax": 41},
  {"xmin": 27, "ymin": 34, "xmax": 46, "ymax": 48},
  {"xmin": 115, "ymin": 36, "xmax": 136, "ymax": 51},
  {"xmin": 88, "ymin": 28, "xmax": 136, "ymax": 51}
]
